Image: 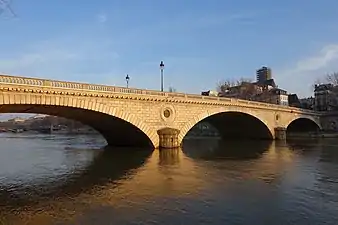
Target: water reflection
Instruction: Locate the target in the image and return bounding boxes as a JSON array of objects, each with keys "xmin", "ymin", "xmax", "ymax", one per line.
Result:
[
  {"xmin": 0, "ymin": 146, "xmax": 152, "ymax": 209},
  {"xmin": 286, "ymin": 138, "xmax": 322, "ymax": 153},
  {"xmin": 0, "ymin": 135, "xmax": 338, "ymax": 225},
  {"xmin": 158, "ymin": 148, "xmax": 180, "ymax": 166},
  {"xmin": 182, "ymin": 138, "xmax": 272, "ymax": 161}
]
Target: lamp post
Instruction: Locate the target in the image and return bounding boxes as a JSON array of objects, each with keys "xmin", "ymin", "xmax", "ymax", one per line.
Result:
[
  {"xmin": 160, "ymin": 61, "xmax": 164, "ymax": 92},
  {"xmin": 125, "ymin": 74, "xmax": 130, "ymax": 88}
]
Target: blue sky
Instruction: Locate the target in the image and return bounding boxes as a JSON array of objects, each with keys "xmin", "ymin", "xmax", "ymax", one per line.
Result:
[{"xmin": 1, "ymin": 0, "xmax": 338, "ymax": 102}]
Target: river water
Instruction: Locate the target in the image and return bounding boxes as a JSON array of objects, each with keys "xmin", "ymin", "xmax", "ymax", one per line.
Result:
[{"xmin": 0, "ymin": 133, "xmax": 337, "ymax": 225}]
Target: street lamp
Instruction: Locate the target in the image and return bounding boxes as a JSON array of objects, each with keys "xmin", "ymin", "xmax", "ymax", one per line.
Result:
[
  {"xmin": 125, "ymin": 74, "xmax": 130, "ymax": 88},
  {"xmin": 160, "ymin": 61, "xmax": 164, "ymax": 92}
]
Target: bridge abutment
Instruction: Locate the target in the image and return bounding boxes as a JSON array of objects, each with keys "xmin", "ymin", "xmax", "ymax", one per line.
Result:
[
  {"xmin": 274, "ymin": 127, "xmax": 286, "ymax": 140},
  {"xmin": 157, "ymin": 128, "xmax": 180, "ymax": 149}
]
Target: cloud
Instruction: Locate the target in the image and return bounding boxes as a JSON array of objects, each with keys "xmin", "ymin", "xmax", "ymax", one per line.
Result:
[
  {"xmin": 294, "ymin": 45, "xmax": 338, "ymax": 72},
  {"xmin": 117, "ymin": 11, "xmax": 259, "ymax": 46},
  {"xmin": 0, "ymin": 37, "xmax": 120, "ymax": 83},
  {"xmin": 275, "ymin": 44, "xmax": 338, "ymax": 97},
  {"xmin": 194, "ymin": 12, "xmax": 258, "ymax": 28},
  {"xmin": 97, "ymin": 13, "xmax": 107, "ymax": 23},
  {"xmin": 173, "ymin": 12, "xmax": 258, "ymax": 31},
  {"xmin": 0, "ymin": 50, "xmax": 80, "ymax": 70}
]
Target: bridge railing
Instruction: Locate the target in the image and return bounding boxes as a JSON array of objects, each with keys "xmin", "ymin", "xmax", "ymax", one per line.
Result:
[{"xmin": 0, "ymin": 74, "xmax": 319, "ymax": 114}]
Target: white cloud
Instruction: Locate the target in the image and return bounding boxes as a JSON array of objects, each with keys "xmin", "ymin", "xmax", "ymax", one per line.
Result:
[
  {"xmin": 275, "ymin": 44, "xmax": 338, "ymax": 98},
  {"xmin": 0, "ymin": 38, "xmax": 120, "ymax": 82},
  {"xmin": 0, "ymin": 50, "xmax": 80, "ymax": 70},
  {"xmin": 294, "ymin": 45, "xmax": 338, "ymax": 72},
  {"xmin": 119, "ymin": 11, "xmax": 258, "ymax": 45},
  {"xmin": 97, "ymin": 13, "xmax": 107, "ymax": 23}
]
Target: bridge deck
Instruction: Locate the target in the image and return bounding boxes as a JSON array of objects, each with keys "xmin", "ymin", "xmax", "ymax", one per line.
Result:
[{"xmin": 0, "ymin": 73, "xmax": 320, "ymax": 115}]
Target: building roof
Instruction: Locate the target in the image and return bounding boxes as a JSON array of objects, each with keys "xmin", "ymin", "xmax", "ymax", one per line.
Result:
[
  {"xmin": 314, "ymin": 83, "xmax": 333, "ymax": 92},
  {"xmin": 269, "ymin": 87, "xmax": 287, "ymax": 95},
  {"xmin": 288, "ymin": 94, "xmax": 299, "ymax": 102}
]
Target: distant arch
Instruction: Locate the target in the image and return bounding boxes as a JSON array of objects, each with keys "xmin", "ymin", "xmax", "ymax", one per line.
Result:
[
  {"xmin": 286, "ymin": 116, "xmax": 321, "ymax": 133},
  {"xmin": 179, "ymin": 108, "xmax": 273, "ymax": 143}
]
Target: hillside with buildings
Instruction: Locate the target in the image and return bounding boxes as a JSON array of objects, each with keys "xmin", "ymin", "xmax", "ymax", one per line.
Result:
[{"xmin": 205, "ymin": 66, "xmax": 314, "ymax": 110}]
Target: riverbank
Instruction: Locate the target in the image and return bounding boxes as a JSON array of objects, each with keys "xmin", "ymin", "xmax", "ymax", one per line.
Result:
[
  {"xmin": 288, "ymin": 132, "xmax": 338, "ymax": 139},
  {"xmin": 0, "ymin": 128, "xmax": 99, "ymax": 135}
]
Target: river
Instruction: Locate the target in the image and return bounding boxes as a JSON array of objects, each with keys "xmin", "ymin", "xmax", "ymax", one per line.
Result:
[{"xmin": 0, "ymin": 133, "xmax": 337, "ymax": 225}]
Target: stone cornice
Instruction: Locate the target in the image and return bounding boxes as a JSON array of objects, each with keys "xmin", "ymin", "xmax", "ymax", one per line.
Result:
[{"xmin": 0, "ymin": 74, "xmax": 321, "ymax": 116}]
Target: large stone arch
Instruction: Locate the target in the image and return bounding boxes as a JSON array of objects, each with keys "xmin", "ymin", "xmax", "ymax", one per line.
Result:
[
  {"xmin": 178, "ymin": 108, "xmax": 274, "ymax": 143},
  {"xmin": 0, "ymin": 92, "xmax": 158, "ymax": 148}
]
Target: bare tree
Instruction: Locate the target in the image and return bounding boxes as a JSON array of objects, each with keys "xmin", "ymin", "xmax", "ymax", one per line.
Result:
[
  {"xmin": 236, "ymin": 77, "xmax": 253, "ymax": 86},
  {"xmin": 312, "ymin": 72, "xmax": 338, "ymax": 89},
  {"xmin": 216, "ymin": 77, "xmax": 257, "ymax": 100},
  {"xmin": 217, "ymin": 77, "xmax": 252, "ymax": 92},
  {"xmin": 216, "ymin": 79, "xmax": 236, "ymax": 92},
  {"xmin": 326, "ymin": 72, "xmax": 338, "ymax": 86}
]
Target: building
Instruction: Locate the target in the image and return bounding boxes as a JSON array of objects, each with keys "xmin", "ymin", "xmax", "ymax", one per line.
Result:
[
  {"xmin": 220, "ymin": 82, "xmax": 263, "ymax": 100},
  {"xmin": 256, "ymin": 66, "xmax": 272, "ymax": 84},
  {"xmin": 299, "ymin": 97, "xmax": 315, "ymax": 110},
  {"xmin": 288, "ymin": 94, "xmax": 301, "ymax": 108},
  {"xmin": 314, "ymin": 84, "xmax": 338, "ymax": 111},
  {"xmin": 220, "ymin": 82, "xmax": 288, "ymax": 106},
  {"xmin": 255, "ymin": 88, "xmax": 289, "ymax": 105},
  {"xmin": 217, "ymin": 66, "xmax": 290, "ymax": 106}
]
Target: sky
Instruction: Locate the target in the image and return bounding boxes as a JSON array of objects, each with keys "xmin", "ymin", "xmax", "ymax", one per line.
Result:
[{"xmin": 0, "ymin": 0, "xmax": 338, "ymax": 115}]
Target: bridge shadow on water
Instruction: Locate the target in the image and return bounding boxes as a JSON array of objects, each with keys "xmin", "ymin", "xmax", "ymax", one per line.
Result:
[
  {"xmin": 0, "ymin": 146, "xmax": 153, "ymax": 210},
  {"xmin": 182, "ymin": 138, "xmax": 273, "ymax": 161},
  {"xmin": 286, "ymin": 137, "xmax": 338, "ymax": 162},
  {"xmin": 285, "ymin": 138, "xmax": 322, "ymax": 152}
]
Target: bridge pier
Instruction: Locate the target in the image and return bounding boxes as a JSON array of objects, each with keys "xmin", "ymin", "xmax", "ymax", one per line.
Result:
[
  {"xmin": 157, "ymin": 128, "xmax": 180, "ymax": 149},
  {"xmin": 274, "ymin": 127, "xmax": 286, "ymax": 140}
]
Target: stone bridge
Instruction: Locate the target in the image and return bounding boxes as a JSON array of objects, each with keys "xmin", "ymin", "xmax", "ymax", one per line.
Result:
[{"xmin": 0, "ymin": 74, "xmax": 322, "ymax": 149}]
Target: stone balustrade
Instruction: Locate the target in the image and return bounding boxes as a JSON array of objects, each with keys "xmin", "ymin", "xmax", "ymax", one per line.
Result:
[{"xmin": 0, "ymin": 74, "xmax": 319, "ymax": 115}]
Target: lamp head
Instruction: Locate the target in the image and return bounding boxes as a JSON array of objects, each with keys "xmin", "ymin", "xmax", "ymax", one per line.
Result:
[{"xmin": 160, "ymin": 61, "xmax": 164, "ymax": 69}]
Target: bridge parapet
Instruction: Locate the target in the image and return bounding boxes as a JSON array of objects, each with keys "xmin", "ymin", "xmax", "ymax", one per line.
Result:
[{"xmin": 0, "ymin": 74, "xmax": 320, "ymax": 116}]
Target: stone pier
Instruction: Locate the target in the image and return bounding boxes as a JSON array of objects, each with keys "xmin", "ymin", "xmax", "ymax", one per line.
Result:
[
  {"xmin": 157, "ymin": 128, "xmax": 180, "ymax": 149},
  {"xmin": 274, "ymin": 127, "xmax": 286, "ymax": 140}
]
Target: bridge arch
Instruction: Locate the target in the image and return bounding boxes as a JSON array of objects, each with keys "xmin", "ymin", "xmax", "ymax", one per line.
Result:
[
  {"xmin": 178, "ymin": 108, "xmax": 274, "ymax": 143},
  {"xmin": 0, "ymin": 93, "xmax": 158, "ymax": 148},
  {"xmin": 286, "ymin": 116, "xmax": 321, "ymax": 134}
]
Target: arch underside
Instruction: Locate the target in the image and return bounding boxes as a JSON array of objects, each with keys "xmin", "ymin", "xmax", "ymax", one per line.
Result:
[
  {"xmin": 185, "ymin": 111, "xmax": 273, "ymax": 140},
  {"xmin": 287, "ymin": 118, "xmax": 320, "ymax": 134},
  {"xmin": 0, "ymin": 104, "xmax": 154, "ymax": 148}
]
